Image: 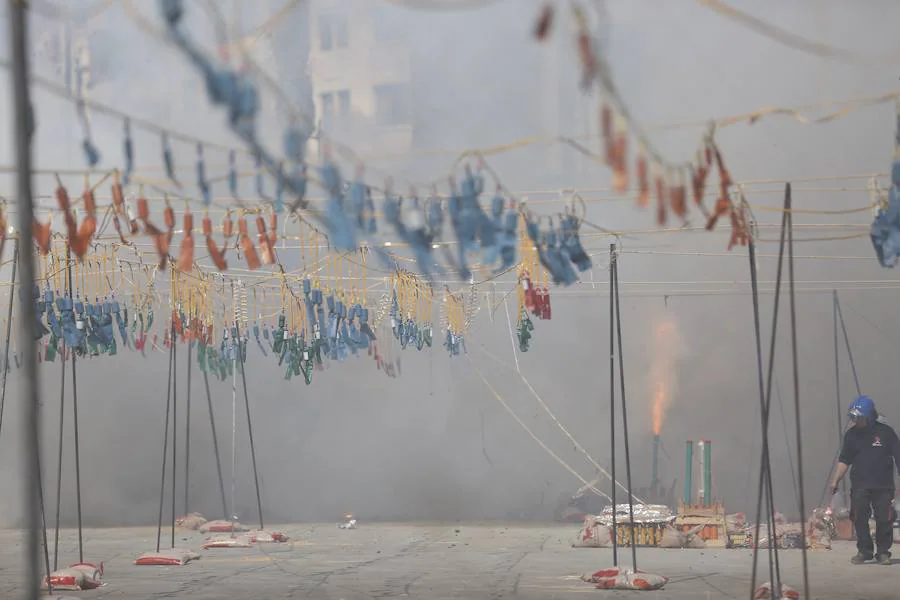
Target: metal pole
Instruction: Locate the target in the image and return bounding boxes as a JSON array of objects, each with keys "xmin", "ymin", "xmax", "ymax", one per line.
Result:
[
  {"xmin": 67, "ymin": 245, "xmax": 83, "ymax": 564},
  {"xmin": 832, "ymin": 290, "xmax": 844, "ymax": 497},
  {"xmin": 834, "ymin": 296, "xmax": 861, "ymax": 396},
  {"xmin": 156, "ymin": 326, "xmax": 175, "ymax": 553},
  {"xmin": 786, "ymin": 185, "xmax": 811, "ymax": 600},
  {"xmin": 9, "ymin": 2, "xmax": 43, "ymax": 597},
  {"xmin": 236, "ymin": 324, "xmax": 264, "ymax": 530},
  {"xmin": 612, "ymin": 256, "xmax": 637, "ymax": 569},
  {"xmin": 0, "ymin": 238, "xmax": 19, "ymax": 439},
  {"xmin": 185, "ymin": 340, "xmax": 192, "ymax": 515},
  {"xmin": 608, "ymin": 242, "xmax": 617, "ymax": 565},
  {"xmin": 230, "ymin": 332, "xmax": 237, "ymax": 524},
  {"xmin": 748, "ymin": 233, "xmax": 778, "ymax": 597},
  {"xmin": 171, "ymin": 328, "xmax": 177, "ymax": 549},
  {"xmin": 52, "ymin": 343, "xmax": 65, "ymax": 571},
  {"xmin": 203, "ymin": 368, "xmax": 229, "ymax": 519}
]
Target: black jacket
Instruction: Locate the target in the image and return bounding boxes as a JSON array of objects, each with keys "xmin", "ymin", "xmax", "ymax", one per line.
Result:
[{"xmin": 839, "ymin": 421, "xmax": 900, "ymax": 490}]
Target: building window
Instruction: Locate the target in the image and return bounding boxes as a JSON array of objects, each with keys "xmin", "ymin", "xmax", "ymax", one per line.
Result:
[
  {"xmin": 318, "ymin": 14, "xmax": 349, "ymax": 51},
  {"xmin": 336, "ymin": 90, "xmax": 351, "ymax": 118},
  {"xmin": 373, "ymin": 84, "xmax": 410, "ymax": 126},
  {"xmin": 372, "ymin": 7, "xmax": 405, "ymax": 42},
  {"xmin": 320, "ymin": 92, "xmax": 334, "ymax": 128}
]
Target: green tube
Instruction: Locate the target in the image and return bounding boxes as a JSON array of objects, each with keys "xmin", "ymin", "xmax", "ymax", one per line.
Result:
[
  {"xmin": 684, "ymin": 440, "xmax": 693, "ymax": 505},
  {"xmin": 704, "ymin": 440, "xmax": 712, "ymax": 506}
]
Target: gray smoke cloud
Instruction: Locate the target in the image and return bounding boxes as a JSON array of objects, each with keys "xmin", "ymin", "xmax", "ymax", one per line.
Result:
[{"xmin": 0, "ymin": 0, "xmax": 897, "ymax": 529}]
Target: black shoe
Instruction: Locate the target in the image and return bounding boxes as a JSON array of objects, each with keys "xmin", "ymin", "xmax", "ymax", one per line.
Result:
[
  {"xmin": 851, "ymin": 553, "xmax": 873, "ymax": 564},
  {"xmin": 877, "ymin": 553, "xmax": 892, "ymax": 565}
]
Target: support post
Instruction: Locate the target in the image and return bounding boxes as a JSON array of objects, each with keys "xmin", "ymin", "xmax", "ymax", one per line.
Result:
[
  {"xmin": 612, "ymin": 250, "xmax": 637, "ymax": 569},
  {"xmin": 9, "ymin": 3, "xmax": 44, "ymax": 597},
  {"xmin": 608, "ymin": 243, "xmax": 617, "ymax": 566},
  {"xmin": 67, "ymin": 244, "xmax": 83, "ymax": 563},
  {"xmin": 0, "ymin": 238, "xmax": 18, "ymax": 439}
]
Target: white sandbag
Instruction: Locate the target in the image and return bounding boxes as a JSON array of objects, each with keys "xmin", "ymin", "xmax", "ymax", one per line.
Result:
[
  {"xmin": 571, "ymin": 515, "xmax": 612, "ymax": 548},
  {"xmin": 754, "ymin": 581, "xmax": 800, "ymax": 599},
  {"xmin": 583, "ymin": 567, "xmax": 668, "ymax": 591}
]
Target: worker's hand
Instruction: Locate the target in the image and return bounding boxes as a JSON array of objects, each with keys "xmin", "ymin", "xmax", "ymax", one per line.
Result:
[{"xmin": 829, "ymin": 482, "xmax": 839, "ymax": 496}]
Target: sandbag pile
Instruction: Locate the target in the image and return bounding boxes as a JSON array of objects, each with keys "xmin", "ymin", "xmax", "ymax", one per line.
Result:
[
  {"xmin": 581, "ymin": 567, "xmax": 668, "ymax": 591},
  {"xmin": 658, "ymin": 524, "xmax": 706, "ymax": 549},
  {"xmin": 135, "ymin": 548, "xmax": 200, "ymax": 566},
  {"xmin": 176, "ymin": 512, "xmax": 208, "ymax": 530},
  {"xmin": 754, "ymin": 581, "xmax": 801, "ymax": 599},
  {"xmin": 572, "ymin": 515, "xmax": 612, "ymax": 548},
  {"xmin": 42, "ymin": 562, "xmax": 103, "ymax": 591}
]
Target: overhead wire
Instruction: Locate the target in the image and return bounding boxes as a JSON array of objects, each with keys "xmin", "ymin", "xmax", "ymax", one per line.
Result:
[
  {"xmin": 464, "ymin": 352, "xmax": 612, "ymax": 503},
  {"xmin": 697, "ymin": 0, "xmax": 894, "ymax": 64}
]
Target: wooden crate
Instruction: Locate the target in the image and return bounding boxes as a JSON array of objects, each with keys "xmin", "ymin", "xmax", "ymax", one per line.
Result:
[
  {"xmin": 675, "ymin": 501, "xmax": 728, "ymax": 548},
  {"xmin": 613, "ymin": 522, "xmax": 668, "ymax": 547}
]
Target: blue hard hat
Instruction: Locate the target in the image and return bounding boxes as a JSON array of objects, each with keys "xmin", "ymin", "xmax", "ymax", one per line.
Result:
[{"xmin": 848, "ymin": 395, "xmax": 876, "ymax": 420}]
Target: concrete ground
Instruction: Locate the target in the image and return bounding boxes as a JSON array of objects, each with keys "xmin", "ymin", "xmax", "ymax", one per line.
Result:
[{"xmin": 0, "ymin": 523, "xmax": 897, "ymax": 599}]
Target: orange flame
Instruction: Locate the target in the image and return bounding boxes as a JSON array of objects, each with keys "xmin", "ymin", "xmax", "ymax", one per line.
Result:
[{"xmin": 650, "ymin": 318, "xmax": 679, "ymax": 435}]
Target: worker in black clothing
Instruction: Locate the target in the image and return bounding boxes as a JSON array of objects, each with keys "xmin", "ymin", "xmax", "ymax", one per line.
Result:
[{"xmin": 829, "ymin": 395, "xmax": 900, "ymax": 565}]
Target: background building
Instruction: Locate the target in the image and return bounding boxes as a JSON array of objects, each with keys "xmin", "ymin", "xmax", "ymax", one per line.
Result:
[{"xmin": 307, "ymin": 1, "xmax": 414, "ymax": 170}]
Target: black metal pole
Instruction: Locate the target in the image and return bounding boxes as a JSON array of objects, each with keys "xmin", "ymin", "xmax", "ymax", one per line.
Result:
[
  {"xmin": 67, "ymin": 245, "xmax": 84, "ymax": 564},
  {"xmin": 748, "ymin": 233, "xmax": 778, "ymax": 598},
  {"xmin": 156, "ymin": 325, "xmax": 175, "ymax": 553},
  {"xmin": 786, "ymin": 185, "xmax": 811, "ymax": 600},
  {"xmin": 171, "ymin": 326, "xmax": 177, "ymax": 549},
  {"xmin": 236, "ymin": 323, "xmax": 264, "ymax": 530},
  {"xmin": 37, "ymin": 446, "xmax": 53, "ymax": 594},
  {"xmin": 9, "ymin": 0, "xmax": 43, "ymax": 594},
  {"xmin": 834, "ymin": 296, "xmax": 861, "ymax": 396},
  {"xmin": 750, "ymin": 187, "xmax": 792, "ymax": 599},
  {"xmin": 832, "ymin": 290, "xmax": 843, "ymax": 497},
  {"xmin": 608, "ymin": 243, "xmax": 617, "ymax": 565},
  {"xmin": 0, "ymin": 238, "xmax": 19, "ymax": 440},
  {"xmin": 612, "ymin": 256, "xmax": 637, "ymax": 569},
  {"xmin": 53, "ymin": 324, "xmax": 66, "ymax": 571},
  {"xmin": 203, "ymin": 368, "xmax": 229, "ymax": 519},
  {"xmin": 185, "ymin": 340, "xmax": 192, "ymax": 515}
]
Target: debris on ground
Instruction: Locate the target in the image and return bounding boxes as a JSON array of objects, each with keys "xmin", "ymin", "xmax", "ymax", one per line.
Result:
[
  {"xmin": 41, "ymin": 562, "xmax": 104, "ymax": 590},
  {"xmin": 726, "ymin": 512, "xmax": 746, "ymax": 531},
  {"xmin": 754, "ymin": 581, "xmax": 801, "ymax": 599},
  {"xmin": 134, "ymin": 548, "xmax": 200, "ymax": 566},
  {"xmin": 571, "ymin": 515, "xmax": 612, "ymax": 548},
  {"xmin": 338, "ymin": 514, "xmax": 358, "ymax": 529},
  {"xmin": 581, "ymin": 566, "xmax": 668, "ymax": 591},
  {"xmin": 176, "ymin": 512, "xmax": 208, "ymax": 530},
  {"xmin": 807, "ymin": 509, "xmax": 833, "ymax": 550}
]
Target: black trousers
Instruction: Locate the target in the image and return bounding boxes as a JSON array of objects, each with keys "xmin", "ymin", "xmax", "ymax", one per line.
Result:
[{"xmin": 850, "ymin": 487, "xmax": 895, "ymax": 557}]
